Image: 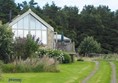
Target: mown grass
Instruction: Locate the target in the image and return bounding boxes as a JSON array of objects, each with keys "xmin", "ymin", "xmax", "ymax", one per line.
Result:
[
  {"xmin": 87, "ymin": 61, "xmax": 111, "ymax": 83},
  {"xmin": 0, "ymin": 61, "xmax": 95, "ymax": 83},
  {"xmin": 114, "ymin": 61, "xmax": 118, "ymax": 83}
]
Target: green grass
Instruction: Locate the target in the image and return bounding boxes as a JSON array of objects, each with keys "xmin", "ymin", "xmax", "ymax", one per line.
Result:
[
  {"xmin": 114, "ymin": 61, "xmax": 118, "ymax": 82},
  {"xmin": 87, "ymin": 61, "xmax": 111, "ymax": 83},
  {"xmin": 0, "ymin": 61, "xmax": 95, "ymax": 83}
]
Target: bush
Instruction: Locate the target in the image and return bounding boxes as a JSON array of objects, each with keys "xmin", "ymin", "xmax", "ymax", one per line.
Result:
[
  {"xmin": 13, "ymin": 34, "xmax": 40, "ymax": 59},
  {"xmin": 78, "ymin": 36, "xmax": 101, "ymax": 56},
  {"xmin": 37, "ymin": 49, "xmax": 47, "ymax": 58},
  {"xmin": 62, "ymin": 53, "xmax": 71, "ymax": 63},
  {"xmin": 0, "ymin": 24, "xmax": 13, "ymax": 63},
  {"xmin": 37, "ymin": 49, "xmax": 71, "ymax": 63},
  {"xmin": 2, "ymin": 64, "xmax": 15, "ymax": 73}
]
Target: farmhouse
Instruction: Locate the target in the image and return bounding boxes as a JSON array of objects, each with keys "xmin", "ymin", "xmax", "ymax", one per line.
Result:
[{"xmin": 9, "ymin": 9, "xmax": 75, "ymax": 52}]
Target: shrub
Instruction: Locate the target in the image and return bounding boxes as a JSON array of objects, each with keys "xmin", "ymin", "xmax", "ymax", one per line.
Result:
[
  {"xmin": 37, "ymin": 49, "xmax": 71, "ymax": 63},
  {"xmin": 78, "ymin": 36, "xmax": 101, "ymax": 56},
  {"xmin": 2, "ymin": 64, "xmax": 15, "ymax": 73},
  {"xmin": 13, "ymin": 34, "xmax": 40, "ymax": 59},
  {"xmin": 25, "ymin": 34, "xmax": 40, "ymax": 58},
  {"xmin": 13, "ymin": 37, "xmax": 26, "ymax": 59},
  {"xmin": 62, "ymin": 53, "xmax": 71, "ymax": 63},
  {"xmin": 0, "ymin": 24, "xmax": 13, "ymax": 63},
  {"xmin": 37, "ymin": 49, "xmax": 47, "ymax": 58}
]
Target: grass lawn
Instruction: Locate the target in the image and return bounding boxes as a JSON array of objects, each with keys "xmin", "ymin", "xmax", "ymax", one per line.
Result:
[
  {"xmin": 87, "ymin": 61, "xmax": 111, "ymax": 83},
  {"xmin": 0, "ymin": 61, "xmax": 95, "ymax": 83},
  {"xmin": 114, "ymin": 61, "xmax": 118, "ymax": 82}
]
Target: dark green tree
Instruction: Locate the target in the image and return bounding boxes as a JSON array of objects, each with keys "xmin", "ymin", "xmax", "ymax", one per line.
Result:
[
  {"xmin": 78, "ymin": 36, "xmax": 101, "ymax": 56},
  {"xmin": 0, "ymin": 0, "xmax": 18, "ymax": 23}
]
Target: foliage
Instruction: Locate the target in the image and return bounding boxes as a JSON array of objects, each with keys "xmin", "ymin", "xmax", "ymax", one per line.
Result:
[
  {"xmin": 37, "ymin": 49, "xmax": 71, "ymax": 63},
  {"xmin": 25, "ymin": 34, "xmax": 39, "ymax": 58},
  {"xmin": 13, "ymin": 37, "xmax": 26, "ymax": 59},
  {"xmin": 13, "ymin": 34, "xmax": 40, "ymax": 59},
  {"xmin": 0, "ymin": 0, "xmax": 18, "ymax": 23},
  {"xmin": 78, "ymin": 36, "xmax": 101, "ymax": 56},
  {"xmin": 0, "ymin": 24, "xmax": 13, "ymax": 63},
  {"xmin": 1, "ymin": 57, "xmax": 59, "ymax": 73},
  {"xmin": 2, "ymin": 64, "xmax": 15, "ymax": 73},
  {"xmin": 62, "ymin": 53, "xmax": 71, "ymax": 63},
  {"xmin": 0, "ymin": 0, "xmax": 118, "ymax": 53}
]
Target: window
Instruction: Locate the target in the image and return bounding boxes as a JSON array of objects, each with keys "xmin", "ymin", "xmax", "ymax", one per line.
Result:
[
  {"xmin": 12, "ymin": 30, "xmax": 17, "ymax": 37},
  {"xmin": 24, "ymin": 15, "xmax": 29, "ymax": 29},
  {"xmin": 18, "ymin": 19, "xmax": 23, "ymax": 29},
  {"xmin": 42, "ymin": 31, "xmax": 47, "ymax": 44},
  {"xmin": 24, "ymin": 30, "xmax": 29, "ymax": 37},
  {"xmin": 12, "ymin": 23, "xmax": 17, "ymax": 29},
  {"xmin": 36, "ymin": 20, "xmax": 42, "ymax": 30},
  {"xmin": 12, "ymin": 14, "xmax": 48, "ymax": 45},
  {"xmin": 17, "ymin": 30, "xmax": 23, "ymax": 37},
  {"xmin": 30, "ymin": 14, "xmax": 36, "ymax": 30},
  {"xmin": 42, "ymin": 25, "xmax": 47, "ymax": 30},
  {"xmin": 30, "ymin": 30, "xmax": 35, "ymax": 36},
  {"xmin": 36, "ymin": 30, "xmax": 41, "ymax": 40}
]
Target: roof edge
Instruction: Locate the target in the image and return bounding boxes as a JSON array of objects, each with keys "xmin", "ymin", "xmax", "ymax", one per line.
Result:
[{"xmin": 9, "ymin": 9, "xmax": 54, "ymax": 31}]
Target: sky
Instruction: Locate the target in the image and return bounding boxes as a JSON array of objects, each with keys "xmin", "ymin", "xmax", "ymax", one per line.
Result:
[{"xmin": 15, "ymin": 0, "xmax": 118, "ymax": 12}]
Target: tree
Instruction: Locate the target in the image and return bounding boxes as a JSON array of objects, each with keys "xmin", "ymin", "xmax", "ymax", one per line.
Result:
[
  {"xmin": 0, "ymin": 23, "xmax": 13, "ymax": 63},
  {"xmin": 0, "ymin": 0, "xmax": 18, "ymax": 23},
  {"xmin": 18, "ymin": 0, "xmax": 38, "ymax": 14},
  {"xmin": 78, "ymin": 36, "xmax": 101, "ymax": 56}
]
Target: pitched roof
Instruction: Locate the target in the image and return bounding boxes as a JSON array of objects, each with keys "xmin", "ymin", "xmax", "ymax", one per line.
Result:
[{"xmin": 9, "ymin": 9, "xmax": 54, "ymax": 31}]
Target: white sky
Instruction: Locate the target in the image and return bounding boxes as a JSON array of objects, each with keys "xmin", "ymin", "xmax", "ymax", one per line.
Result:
[{"xmin": 15, "ymin": 0, "xmax": 118, "ymax": 12}]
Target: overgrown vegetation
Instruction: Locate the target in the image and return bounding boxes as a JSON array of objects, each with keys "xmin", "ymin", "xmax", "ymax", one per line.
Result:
[{"xmin": 1, "ymin": 57, "xmax": 59, "ymax": 73}]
